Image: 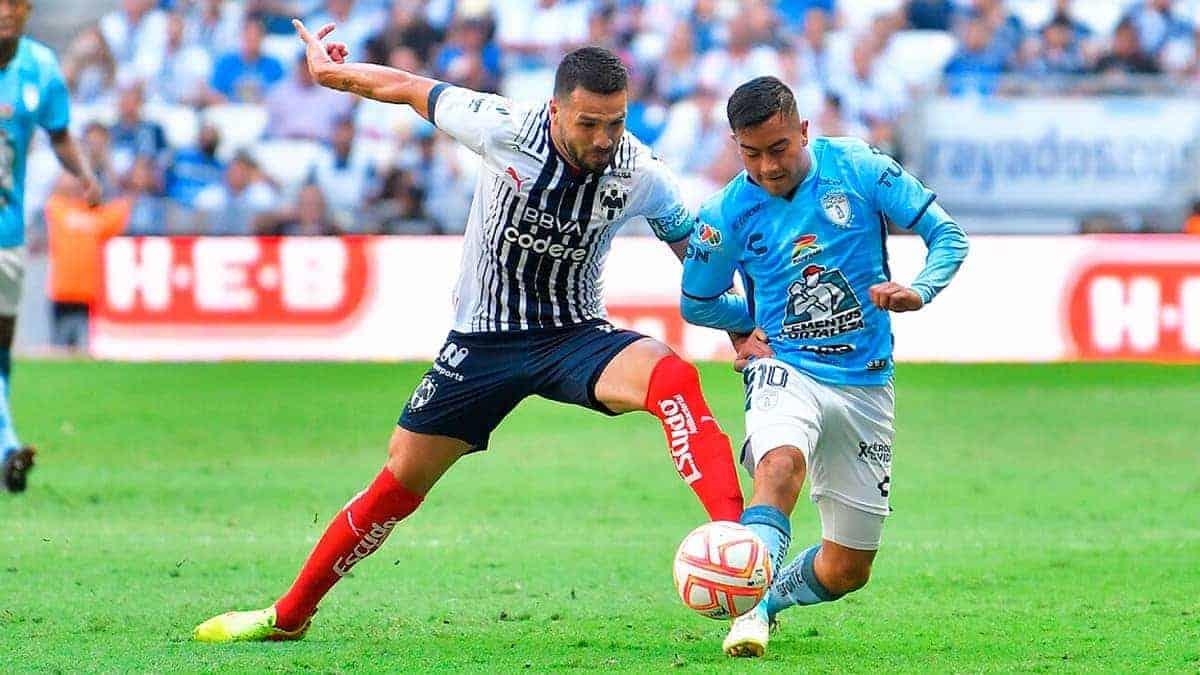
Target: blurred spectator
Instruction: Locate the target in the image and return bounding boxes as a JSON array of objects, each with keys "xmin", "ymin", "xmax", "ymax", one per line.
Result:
[
  {"xmin": 1094, "ymin": 19, "xmax": 1160, "ymax": 76},
  {"xmin": 44, "ymin": 173, "xmax": 131, "ymax": 349},
  {"xmin": 1048, "ymin": 0, "xmax": 1093, "ymax": 43},
  {"xmin": 959, "ymin": 0, "xmax": 1025, "ymax": 64},
  {"xmin": 121, "ymin": 156, "xmax": 170, "ymax": 236},
  {"xmin": 495, "ymin": 0, "xmax": 589, "ymax": 68},
  {"xmin": 364, "ymin": 0, "xmax": 441, "ymax": 66},
  {"xmin": 255, "ymin": 183, "xmax": 341, "ymax": 236},
  {"xmin": 1021, "ymin": 16, "xmax": 1086, "ymax": 77},
  {"xmin": 165, "ymin": 124, "xmax": 225, "ymax": 209},
  {"xmin": 367, "ymin": 166, "xmax": 429, "ymax": 234},
  {"xmin": 265, "ymin": 52, "xmax": 357, "ymax": 143},
  {"xmin": 99, "ymin": 0, "xmax": 169, "ymax": 81},
  {"xmin": 653, "ymin": 87, "xmax": 726, "ymax": 176},
  {"xmin": 809, "ymin": 92, "xmax": 867, "ymax": 139},
  {"xmin": 417, "ymin": 135, "xmax": 474, "ymax": 234},
  {"xmin": 1184, "ymin": 200, "xmax": 1200, "ymax": 235},
  {"xmin": 61, "ymin": 26, "xmax": 117, "ymax": 105},
  {"xmin": 109, "ymin": 83, "xmax": 167, "ymax": 178},
  {"xmin": 196, "ymin": 151, "xmax": 279, "ymax": 236},
  {"xmin": 435, "ymin": 19, "xmax": 502, "ymax": 92},
  {"xmin": 654, "ymin": 23, "xmax": 700, "ymax": 104},
  {"xmin": 312, "ymin": 119, "xmax": 376, "ymax": 231},
  {"xmin": 831, "ymin": 37, "xmax": 907, "ymax": 123},
  {"xmin": 151, "ymin": 11, "xmax": 214, "ymax": 106},
  {"xmin": 353, "ymin": 46, "xmax": 433, "ymax": 162},
  {"xmin": 307, "ymin": 0, "xmax": 387, "ymax": 62},
  {"xmin": 943, "ymin": 18, "xmax": 1007, "ymax": 96},
  {"xmin": 688, "ymin": 0, "xmax": 721, "ymax": 54},
  {"xmin": 907, "ymin": 0, "xmax": 955, "ymax": 31},
  {"xmin": 210, "ymin": 18, "xmax": 285, "ymax": 104},
  {"xmin": 697, "ymin": 20, "xmax": 782, "ymax": 96},
  {"xmin": 793, "ymin": 7, "xmax": 833, "ymax": 87},
  {"xmin": 777, "ymin": 0, "xmax": 836, "ymax": 31},
  {"xmin": 82, "ymin": 122, "xmax": 119, "ymax": 200},
  {"xmin": 187, "ymin": 0, "xmax": 243, "ymax": 56},
  {"xmin": 1121, "ymin": 0, "xmax": 1193, "ymax": 57}
]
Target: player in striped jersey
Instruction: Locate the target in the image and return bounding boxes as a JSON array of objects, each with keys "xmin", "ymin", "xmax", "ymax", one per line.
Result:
[{"xmin": 194, "ymin": 21, "xmax": 769, "ymax": 643}]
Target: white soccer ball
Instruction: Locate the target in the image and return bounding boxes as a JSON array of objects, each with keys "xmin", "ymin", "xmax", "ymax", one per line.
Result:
[{"xmin": 672, "ymin": 521, "xmax": 772, "ymax": 620}]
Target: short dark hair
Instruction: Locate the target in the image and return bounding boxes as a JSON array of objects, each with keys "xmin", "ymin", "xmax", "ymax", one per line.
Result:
[
  {"xmin": 554, "ymin": 47, "xmax": 628, "ymax": 99},
  {"xmin": 726, "ymin": 76, "xmax": 798, "ymax": 132}
]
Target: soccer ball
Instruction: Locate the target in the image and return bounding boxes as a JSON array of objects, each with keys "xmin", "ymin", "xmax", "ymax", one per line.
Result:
[{"xmin": 672, "ymin": 521, "xmax": 772, "ymax": 620}]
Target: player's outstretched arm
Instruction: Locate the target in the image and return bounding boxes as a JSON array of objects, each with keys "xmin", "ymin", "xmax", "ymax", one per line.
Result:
[
  {"xmin": 47, "ymin": 129, "xmax": 101, "ymax": 207},
  {"xmin": 293, "ymin": 19, "xmax": 441, "ymax": 121}
]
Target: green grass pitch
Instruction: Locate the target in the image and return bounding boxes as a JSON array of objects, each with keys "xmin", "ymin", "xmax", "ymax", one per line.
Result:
[{"xmin": 1, "ymin": 361, "xmax": 1197, "ymax": 672}]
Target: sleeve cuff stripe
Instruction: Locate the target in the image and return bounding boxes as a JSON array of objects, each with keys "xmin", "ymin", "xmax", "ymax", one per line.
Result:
[
  {"xmin": 904, "ymin": 193, "xmax": 937, "ymax": 230},
  {"xmin": 682, "ymin": 285, "xmax": 734, "ymax": 302},
  {"xmin": 427, "ymin": 83, "xmax": 451, "ymax": 127}
]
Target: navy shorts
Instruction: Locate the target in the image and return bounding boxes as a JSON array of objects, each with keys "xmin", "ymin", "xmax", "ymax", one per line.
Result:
[{"xmin": 399, "ymin": 320, "xmax": 645, "ymax": 451}]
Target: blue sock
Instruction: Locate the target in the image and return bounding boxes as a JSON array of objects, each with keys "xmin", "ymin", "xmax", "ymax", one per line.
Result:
[
  {"xmin": 740, "ymin": 505, "xmax": 791, "ymax": 615},
  {"xmin": 766, "ymin": 544, "xmax": 841, "ymax": 617},
  {"xmin": 0, "ymin": 349, "xmax": 19, "ymax": 462}
]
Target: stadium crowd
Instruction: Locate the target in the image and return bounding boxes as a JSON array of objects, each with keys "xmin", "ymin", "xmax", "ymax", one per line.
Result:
[{"xmin": 28, "ymin": 0, "xmax": 1200, "ymax": 243}]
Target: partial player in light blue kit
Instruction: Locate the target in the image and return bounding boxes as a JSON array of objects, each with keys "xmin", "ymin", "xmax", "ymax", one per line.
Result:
[
  {"xmin": 679, "ymin": 77, "xmax": 968, "ymax": 657},
  {"xmin": 0, "ymin": 0, "xmax": 102, "ymax": 493}
]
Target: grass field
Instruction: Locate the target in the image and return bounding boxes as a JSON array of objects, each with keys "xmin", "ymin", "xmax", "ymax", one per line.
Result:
[{"xmin": 1, "ymin": 361, "xmax": 1198, "ymax": 672}]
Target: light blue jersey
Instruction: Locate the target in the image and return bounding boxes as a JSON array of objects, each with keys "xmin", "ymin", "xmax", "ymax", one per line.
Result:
[
  {"xmin": 0, "ymin": 38, "xmax": 70, "ymax": 248},
  {"xmin": 681, "ymin": 137, "xmax": 968, "ymax": 386}
]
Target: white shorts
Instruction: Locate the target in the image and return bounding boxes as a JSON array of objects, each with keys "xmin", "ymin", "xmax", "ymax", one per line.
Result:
[
  {"xmin": 742, "ymin": 359, "xmax": 894, "ymax": 549},
  {"xmin": 0, "ymin": 247, "xmax": 24, "ymax": 316}
]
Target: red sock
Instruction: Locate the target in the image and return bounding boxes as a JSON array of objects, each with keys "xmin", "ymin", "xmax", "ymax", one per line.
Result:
[
  {"xmin": 274, "ymin": 468, "xmax": 423, "ymax": 630},
  {"xmin": 645, "ymin": 355, "xmax": 745, "ymax": 522}
]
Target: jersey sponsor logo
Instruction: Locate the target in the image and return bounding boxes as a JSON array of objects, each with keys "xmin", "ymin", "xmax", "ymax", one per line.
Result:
[
  {"xmin": 333, "ymin": 516, "xmax": 400, "ymax": 576},
  {"xmin": 518, "ymin": 205, "xmax": 583, "ymax": 235},
  {"xmin": 820, "ymin": 190, "xmax": 853, "ymax": 228},
  {"xmin": 697, "ymin": 223, "xmax": 722, "ymax": 248},
  {"xmin": 21, "ymin": 83, "xmax": 39, "ymax": 113},
  {"xmin": 438, "ymin": 342, "xmax": 470, "ymax": 368},
  {"xmin": 798, "ymin": 343, "xmax": 854, "ymax": 355},
  {"xmin": 502, "ymin": 225, "xmax": 588, "ymax": 261},
  {"xmin": 658, "ymin": 395, "xmax": 702, "ymax": 485},
  {"xmin": 504, "ymin": 166, "xmax": 527, "ymax": 191},
  {"xmin": 597, "ymin": 181, "xmax": 629, "ymax": 221},
  {"xmin": 748, "ymin": 233, "xmax": 768, "ymax": 256},
  {"xmin": 858, "ymin": 440, "xmax": 892, "ymax": 466},
  {"xmin": 791, "ymin": 234, "xmax": 822, "ymax": 264},
  {"xmin": 866, "ymin": 358, "xmax": 889, "ymax": 370},
  {"xmin": 783, "ymin": 265, "xmax": 864, "ymax": 340},
  {"xmin": 408, "ymin": 376, "xmax": 438, "ymax": 410},
  {"xmin": 647, "ymin": 204, "xmax": 690, "ymax": 240}
]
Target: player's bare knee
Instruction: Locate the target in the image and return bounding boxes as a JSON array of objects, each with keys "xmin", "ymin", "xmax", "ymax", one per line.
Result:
[{"xmin": 754, "ymin": 446, "xmax": 805, "ymax": 492}]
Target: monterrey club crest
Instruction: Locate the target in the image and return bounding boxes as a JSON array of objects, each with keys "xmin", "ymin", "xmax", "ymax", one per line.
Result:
[
  {"xmin": 820, "ymin": 190, "xmax": 852, "ymax": 228},
  {"xmin": 598, "ymin": 181, "xmax": 629, "ymax": 221},
  {"xmin": 408, "ymin": 376, "xmax": 437, "ymax": 411}
]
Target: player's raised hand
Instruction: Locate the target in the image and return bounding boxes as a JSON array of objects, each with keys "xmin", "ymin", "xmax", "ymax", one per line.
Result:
[
  {"xmin": 869, "ymin": 281, "xmax": 924, "ymax": 313},
  {"xmin": 731, "ymin": 328, "xmax": 773, "ymax": 373},
  {"xmin": 293, "ymin": 19, "xmax": 347, "ymax": 82}
]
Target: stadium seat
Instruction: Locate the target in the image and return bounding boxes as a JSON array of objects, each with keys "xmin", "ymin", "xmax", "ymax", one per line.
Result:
[
  {"xmin": 143, "ymin": 103, "xmax": 200, "ymax": 150},
  {"xmin": 250, "ymin": 138, "xmax": 333, "ymax": 193},
  {"xmin": 883, "ymin": 30, "xmax": 959, "ymax": 88},
  {"xmin": 204, "ymin": 104, "xmax": 270, "ymax": 160}
]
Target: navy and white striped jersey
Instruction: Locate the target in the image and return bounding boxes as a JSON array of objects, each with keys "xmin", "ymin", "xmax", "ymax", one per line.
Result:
[{"xmin": 428, "ymin": 84, "xmax": 693, "ymax": 333}]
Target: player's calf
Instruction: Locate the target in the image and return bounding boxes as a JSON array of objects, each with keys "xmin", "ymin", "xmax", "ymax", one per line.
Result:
[{"xmin": 643, "ymin": 354, "xmax": 744, "ymax": 521}]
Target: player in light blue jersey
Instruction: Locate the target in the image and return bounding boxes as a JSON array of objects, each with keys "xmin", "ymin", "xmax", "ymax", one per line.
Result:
[
  {"xmin": 0, "ymin": 0, "xmax": 101, "ymax": 492},
  {"xmin": 680, "ymin": 77, "xmax": 968, "ymax": 657}
]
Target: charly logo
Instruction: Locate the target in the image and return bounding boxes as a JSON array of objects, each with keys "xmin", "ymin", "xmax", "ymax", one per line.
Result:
[
  {"xmin": 598, "ymin": 181, "xmax": 629, "ymax": 220},
  {"xmin": 409, "ymin": 376, "xmax": 437, "ymax": 410},
  {"xmin": 820, "ymin": 190, "xmax": 852, "ymax": 228}
]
